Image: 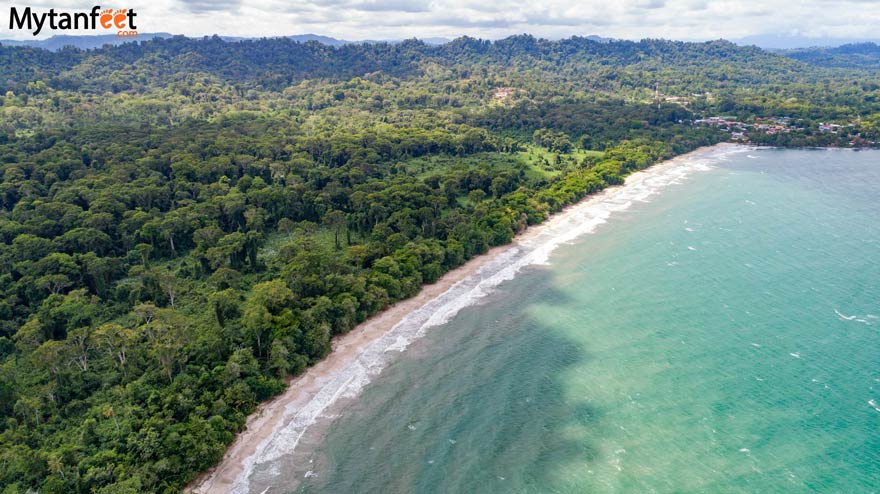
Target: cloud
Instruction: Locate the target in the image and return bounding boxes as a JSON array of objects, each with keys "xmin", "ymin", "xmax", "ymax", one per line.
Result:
[
  {"xmin": 176, "ymin": 0, "xmax": 244, "ymax": 13},
  {"xmin": 355, "ymin": 0, "xmax": 433, "ymax": 13},
  {"xmin": 3, "ymin": 0, "xmax": 880, "ymax": 44},
  {"xmin": 684, "ymin": 0, "xmax": 708, "ymax": 10},
  {"xmin": 402, "ymin": 16, "xmax": 511, "ymax": 28},
  {"xmin": 635, "ymin": 0, "xmax": 666, "ymax": 9}
]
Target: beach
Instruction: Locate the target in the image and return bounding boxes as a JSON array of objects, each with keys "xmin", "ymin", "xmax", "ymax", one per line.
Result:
[
  {"xmin": 187, "ymin": 142, "xmax": 740, "ymax": 494},
  {"xmin": 188, "ymin": 238, "xmax": 515, "ymax": 494}
]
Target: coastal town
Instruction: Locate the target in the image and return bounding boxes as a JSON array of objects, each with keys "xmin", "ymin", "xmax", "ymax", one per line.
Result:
[
  {"xmin": 694, "ymin": 114, "xmax": 874, "ymax": 146},
  {"xmin": 653, "ymin": 88, "xmax": 875, "ymax": 147}
]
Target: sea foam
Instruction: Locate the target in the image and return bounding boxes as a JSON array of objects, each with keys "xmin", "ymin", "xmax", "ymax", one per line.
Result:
[{"xmin": 231, "ymin": 145, "xmax": 747, "ymax": 494}]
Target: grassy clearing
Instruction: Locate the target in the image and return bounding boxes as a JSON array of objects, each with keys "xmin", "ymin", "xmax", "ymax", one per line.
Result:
[
  {"xmin": 516, "ymin": 145, "xmax": 605, "ymax": 178},
  {"xmin": 400, "ymin": 147, "xmax": 605, "ymax": 183}
]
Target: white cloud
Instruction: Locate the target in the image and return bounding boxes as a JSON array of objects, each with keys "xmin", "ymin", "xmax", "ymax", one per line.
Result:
[{"xmin": 0, "ymin": 0, "xmax": 877, "ymax": 42}]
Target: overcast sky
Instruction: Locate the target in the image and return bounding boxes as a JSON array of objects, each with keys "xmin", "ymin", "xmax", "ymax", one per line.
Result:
[{"xmin": 2, "ymin": 0, "xmax": 879, "ymax": 41}]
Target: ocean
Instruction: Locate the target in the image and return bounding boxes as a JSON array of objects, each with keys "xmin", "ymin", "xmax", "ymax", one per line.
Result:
[{"xmin": 246, "ymin": 147, "xmax": 880, "ymax": 494}]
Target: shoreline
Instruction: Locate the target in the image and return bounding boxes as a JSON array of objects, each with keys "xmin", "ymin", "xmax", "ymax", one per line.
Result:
[{"xmin": 187, "ymin": 142, "xmax": 740, "ymax": 494}]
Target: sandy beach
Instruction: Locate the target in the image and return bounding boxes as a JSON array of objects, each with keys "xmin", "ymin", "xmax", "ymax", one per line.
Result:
[{"xmin": 187, "ymin": 142, "xmax": 739, "ymax": 494}]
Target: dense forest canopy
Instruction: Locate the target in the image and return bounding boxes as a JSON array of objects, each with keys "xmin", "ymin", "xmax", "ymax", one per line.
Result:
[{"xmin": 0, "ymin": 34, "xmax": 879, "ymax": 494}]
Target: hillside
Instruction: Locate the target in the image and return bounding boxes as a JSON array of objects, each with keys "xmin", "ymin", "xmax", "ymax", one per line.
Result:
[
  {"xmin": 1, "ymin": 35, "xmax": 817, "ymax": 93},
  {"xmin": 784, "ymin": 42, "xmax": 880, "ymax": 70}
]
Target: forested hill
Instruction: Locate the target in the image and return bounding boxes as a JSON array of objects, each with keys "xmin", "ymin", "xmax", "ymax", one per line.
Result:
[
  {"xmin": 1, "ymin": 34, "xmax": 816, "ymax": 94},
  {"xmin": 784, "ymin": 42, "xmax": 880, "ymax": 70},
  {"xmin": 1, "ymin": 34, "xmax": 879, "ymax": 494}
]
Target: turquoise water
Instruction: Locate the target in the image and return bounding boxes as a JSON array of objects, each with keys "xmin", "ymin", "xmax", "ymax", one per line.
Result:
[{"xmin": 284, "ymin": 149, "xmax": 880, "ymax": 493}]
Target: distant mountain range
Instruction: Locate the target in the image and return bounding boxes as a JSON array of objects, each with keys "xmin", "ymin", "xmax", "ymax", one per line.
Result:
[
  {"xmin": 783, "ymin": 42, "xmax": 880, "ymax": 69},
  {"xmin": 0, "ymin": 33, "xmax": 613, "ymax": 52},
  {"xmin": 0, "ymin": 33, "xmax": 457, "ymax": 51},
  {"xmin": 3, "ymin": 31, "xmax": 875, "ymax": 54},
  {"xmin": 0, "ymin": 33, "xmax": 176, "ymax": 50},
  {"xmin": 730, "ymin": 34, "xmax": 880, "ymax": 50}
]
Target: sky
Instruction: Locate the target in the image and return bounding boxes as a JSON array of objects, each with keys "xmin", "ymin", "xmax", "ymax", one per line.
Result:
[{"xmin": 1, "ymin": 0, "xmax": 879, "ymax": 42}]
